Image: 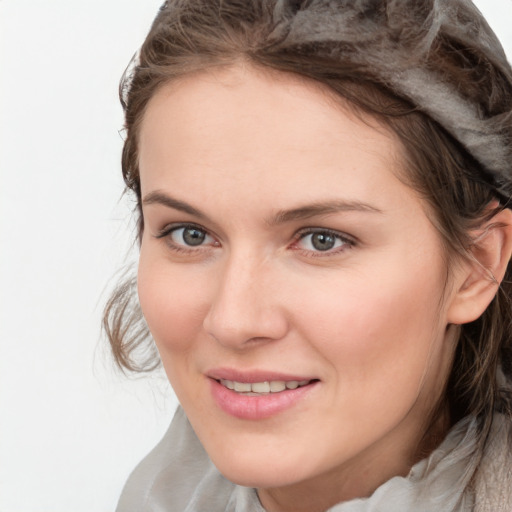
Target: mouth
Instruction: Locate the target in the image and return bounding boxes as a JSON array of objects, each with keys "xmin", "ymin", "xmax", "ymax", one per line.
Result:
[
  {"xmin": 217, "ymin": 378, "xmax": 314, "ymax": 395},
  {"xmin": 207, "ymin": 370, "xmax": 319, "ymax": 419}
]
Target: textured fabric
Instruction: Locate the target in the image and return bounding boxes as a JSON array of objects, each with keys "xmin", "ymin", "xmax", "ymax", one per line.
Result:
[
  {"xmin": 116, "ymin": 407, "xmax": 512, "ymax": 512},
  {"xmin": 473, "ymin": 414, "xmax": 512, "ymax": 512}
]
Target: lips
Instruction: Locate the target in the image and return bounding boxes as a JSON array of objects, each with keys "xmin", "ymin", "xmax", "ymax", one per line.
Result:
[{"xmin": 207, "ymin": 368, "xmax": 319, "ymax": 419}]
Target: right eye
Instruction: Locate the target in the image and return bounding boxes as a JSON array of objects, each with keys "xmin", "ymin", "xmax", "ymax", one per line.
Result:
[
  {"xmin": 170, "ymin": 226, "xmax": 211, "ymax": 246},
  {"xmin": 156, "ymin": 224, "xmax": 217, "ymax": 251}
]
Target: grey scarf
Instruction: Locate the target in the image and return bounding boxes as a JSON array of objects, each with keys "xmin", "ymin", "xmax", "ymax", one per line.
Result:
[{"xmin": 116, "ymin": 407, "xmax": 512, "ymax": 512}]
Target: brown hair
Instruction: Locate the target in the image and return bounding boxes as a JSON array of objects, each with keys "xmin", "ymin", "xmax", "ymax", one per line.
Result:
[{"xmin": 104, "ymin": 0, "xmax": 512, "ymax": 435}]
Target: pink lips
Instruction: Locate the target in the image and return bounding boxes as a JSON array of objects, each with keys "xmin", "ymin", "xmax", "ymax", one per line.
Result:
[{"xmin": 207, "ymin": 368, "xmax": 318, "ymax": 420}]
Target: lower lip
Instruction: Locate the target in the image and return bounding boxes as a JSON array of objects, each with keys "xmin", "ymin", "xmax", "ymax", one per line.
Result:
[{"xmin": 209, "ymin": 379, "xmax": 317, "ymax": 420}]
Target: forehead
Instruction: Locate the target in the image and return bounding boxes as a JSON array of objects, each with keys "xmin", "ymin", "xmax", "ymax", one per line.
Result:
[{"xmin": 138, "ymin": 64, "xmax": 419, "ymax": 217}]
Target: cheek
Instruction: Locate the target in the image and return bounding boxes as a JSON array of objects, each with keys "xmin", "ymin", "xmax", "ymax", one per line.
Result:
[
  {"xmin": 292, "ymin": 258, "xmax": 447, "ymax": 404},
  {"xmin": 137, "ymin": 246, "xmax": 209, "ymax": 356}
]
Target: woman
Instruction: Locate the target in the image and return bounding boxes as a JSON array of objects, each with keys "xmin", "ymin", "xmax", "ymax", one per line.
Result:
[{"xmin": 105, "ymin": 1, "xmax": 512, "ymax": 510}]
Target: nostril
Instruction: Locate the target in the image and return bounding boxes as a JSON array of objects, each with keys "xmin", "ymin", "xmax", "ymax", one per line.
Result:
[{"xmin": 203, "ymin": 304, "xmax": 289, "ymax": 348}]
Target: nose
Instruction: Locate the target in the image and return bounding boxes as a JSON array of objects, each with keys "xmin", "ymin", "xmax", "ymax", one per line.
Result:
[{"xmin": 203, "ymin": 252, "xmax": 289, "ymax": 349}]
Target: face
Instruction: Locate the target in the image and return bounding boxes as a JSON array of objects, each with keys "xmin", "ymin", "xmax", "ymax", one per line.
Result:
[{"xmin": 137, "ymin": 65, "xmax": 459, "ymax": 506}]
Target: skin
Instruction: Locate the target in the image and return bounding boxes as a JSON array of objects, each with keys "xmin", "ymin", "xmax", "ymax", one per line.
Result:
[{"xmin": 137, "ymin": 64, "xmax": 471, "ymax": 512}]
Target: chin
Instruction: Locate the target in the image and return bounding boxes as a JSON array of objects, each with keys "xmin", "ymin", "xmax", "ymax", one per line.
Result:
[
  {"xmin": 217, "ymin": 463, "xmax": 306, "ymax": 489},
  {"xmin": 206, "ymin": 444, "xmax": 317, "ymax": 489}
]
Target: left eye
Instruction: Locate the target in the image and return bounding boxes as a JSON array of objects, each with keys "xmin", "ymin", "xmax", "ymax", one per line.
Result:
[
  {"xmin": 168, "ymin": 226, "xmax": 214, "ymax": 247},
  {"xmin": 296, "ymin": 230, "xmax": 349, "ymax": 252}
]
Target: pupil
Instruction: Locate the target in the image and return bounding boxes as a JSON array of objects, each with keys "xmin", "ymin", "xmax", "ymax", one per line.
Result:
[
  {"xmin": 312, "ymin": 232, "xmax": 335, "ymax": 251},
  {"xmin": 183, "ymin": 228, "xmax": 205, "ymax": 246}
]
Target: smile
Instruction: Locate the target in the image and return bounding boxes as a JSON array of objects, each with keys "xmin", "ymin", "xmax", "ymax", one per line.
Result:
[
  {"xmin": 209, "ymin": 373, "xmax": 319, "ymax": 420},
  {"xmin": 219, "ymin": 379, "xmax": 311, "ymax": 394}
]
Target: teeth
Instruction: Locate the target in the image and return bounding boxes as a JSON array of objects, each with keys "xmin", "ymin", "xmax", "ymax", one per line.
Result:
[
  {"xmin": 220, "ymin": 379, "xmax": 311, "ymax": 394},
  {"xmin": 233, "ymin": 382, "xmax": 251, "ymax": 392},
  {"xmin": 270, "ymin": 381, "xmax": 286, "ymax": 392},
  {"xmin": 252, "ymin": 381, "xmax": 270, "ymax": 393}
]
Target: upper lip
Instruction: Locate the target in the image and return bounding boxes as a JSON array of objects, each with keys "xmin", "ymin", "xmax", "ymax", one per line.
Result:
[{"xmin": 207, "ymin": 367, "xmax": 317, "ymax": 383}]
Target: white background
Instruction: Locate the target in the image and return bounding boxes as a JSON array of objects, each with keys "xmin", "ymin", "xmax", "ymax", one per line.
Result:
[{"xmin": 0, "ymin": 1, "xmax": 511, "ymax": 511}]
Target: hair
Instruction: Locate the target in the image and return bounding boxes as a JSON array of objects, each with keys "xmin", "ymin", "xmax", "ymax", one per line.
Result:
[{"xmin": 104, "ymin": 0, "xmax": 512, "ymax": 442}]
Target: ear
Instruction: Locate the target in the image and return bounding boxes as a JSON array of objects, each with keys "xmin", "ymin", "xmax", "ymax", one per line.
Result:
[{"xmin": 447, "ymin": 207, "xmax": 512, "ymax": 325}]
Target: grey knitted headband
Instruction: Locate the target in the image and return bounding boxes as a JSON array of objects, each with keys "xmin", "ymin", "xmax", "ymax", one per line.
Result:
[{"xmin": 265, "ymin": 0, "xmax": 512, "ymax": 198}]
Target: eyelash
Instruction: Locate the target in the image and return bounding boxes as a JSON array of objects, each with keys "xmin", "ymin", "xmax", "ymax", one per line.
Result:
[
  {"xmin": 155, "ymin": 223, "xmax": 355, "ymax": 257},
  {"xmin": 291, "ymin": 228, "xmax": 355, "ymax": 256},
  {"xmin": 155, "ymin": 223, "xmax": 217, "ymax": 254}
]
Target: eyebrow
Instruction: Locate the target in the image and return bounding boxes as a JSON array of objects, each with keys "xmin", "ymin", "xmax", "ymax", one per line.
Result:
[
  {"xmin": 268, "ymin": 200, "xmax": 383, "ymax": 226},
  {"xmin": 142, "ymin": 190, "xmax": 382, "ymax": 224},
  {"xmin": 142, "ymin": 191, "xmax": 207, "ymax": 220}
]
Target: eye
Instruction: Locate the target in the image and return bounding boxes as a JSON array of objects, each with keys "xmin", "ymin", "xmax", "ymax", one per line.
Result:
[
  {"xmin": 156, "ymin": 224, "xmax": 216, "ymax": 249},
  {"xmin": 294, "ymin": 229, "xmax": 353, "ymax": 254},
  {"xmin": 171, "ymin": 226, "xmax": 210, "ymax": 246}
]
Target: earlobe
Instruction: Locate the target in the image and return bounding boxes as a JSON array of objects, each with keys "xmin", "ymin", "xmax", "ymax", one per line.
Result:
[{"xmin": 447, "ymin": 207, "xmax": 512, "ymax": 325}]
